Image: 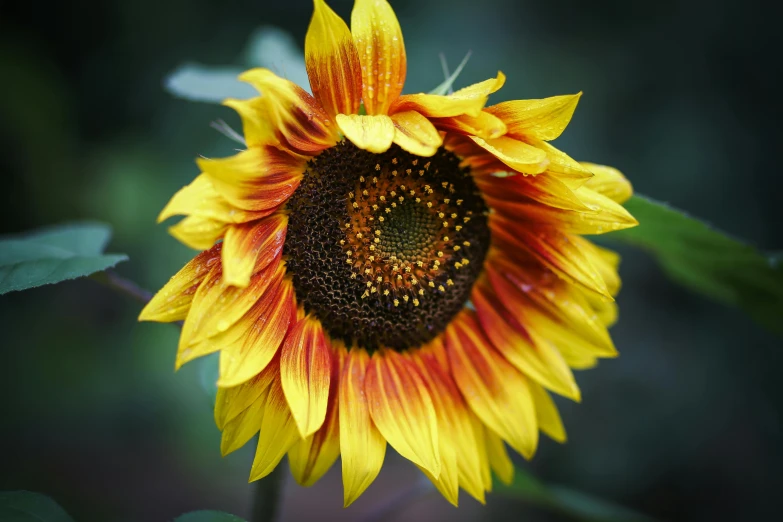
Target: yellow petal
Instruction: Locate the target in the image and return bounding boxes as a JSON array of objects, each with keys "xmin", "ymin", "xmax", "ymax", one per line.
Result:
[
  {"xmin": 339, "ymin": 348, "xmax": 387, "ymax": 507},
  {"xmin": 470, "ymin": 135, "xmax": 549, "ymax": 175},
  {"xmin": 365, "ymin": 350, "xmax": 441, "ymax": 477},
  {"xmin": 336, "ymin": 113, "xmax": 395, "ymax": 153},
  {"xmin": 250, "ymin": 379, "xmax": 301, "ymax": 481},
  {"xmin": 488, "ymin": 93, "xmax": 581, "ymax": 141},
  {"xmin": 391, "ymin": 110, "xmax": 443, "ymax": 157},
  {"xmin": 222, "ymin": 213, "xmax": 288, "ymax": 288},
  {"xmin": 485, "ymin": 428, "xmax": 514, "ymax": 485},
  {"xmin": 580, "ymin": 162, "xmax": 634, "ymax": 204},
  {"xmin": 305, "ymin": 0, "xmax": 363, "ymax": 117},
  {"xmin": 139, "ymin": 245, "xmax": 221, "ymax": 323},
  {"xmin": 214, "ymin": 360, "xmax": 278, "ymax": 430},
  {"xmin": 431, "ymin": 111, "xmax": 507, "ymax": 140},
  {"xmin": 168, "ymin": 215, "xmax": 228, "ymax": 251},
  {"xmin": 280, "ymin": 316, "xmax": 333, "ymax": 438},
  {"xmin": 351, "ymin": 0, "xmax": 406, "ymax": 114},
  {"xmin": 220, "ymin": 386, "xmax": 269, "ymax": 455},
  {"xmin": 529, "ymin": 381, "xmax": 566, "ymax": 443},
  {"xmin": 391, "ymin": 72, "xmax": 505, "ymax": 119}
]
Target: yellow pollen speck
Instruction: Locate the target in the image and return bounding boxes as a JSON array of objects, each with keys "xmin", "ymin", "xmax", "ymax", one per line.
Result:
[
  {"xmin": 392, "ymin": 264, "xmax": 399, "ymax": 271},
  {"xmin": 415, "ymin": 197, "xmax": 421, "ymax": 203},
  {"xmin": 462, "ymin": 258, "xmax": 469, "ymax": 264},
  {"xmin": 392, "ymin": 170, "xmax": 397, "ymax": 176},
  {"xmin": 418, "ymin": 289, "xmax": 424, "ymax": 296},
  {"xmin": 379, "ymin": 216, "xmax": 385, "ymax": 222},
  {"xmin": 455, "ymin": 262, "xmax": 462, "ymax": 269},
  {"xmin": 392, "ymin": 158, "xmax": 398, "ymax": 164},
  {"xmin": 413, "ymin": 298, "xmax": 419, "ymax": 306},
  {"xmin": 372, "ymin": 204, "xmax": 379, "ymax": 211},
  {"xmin": 438, "ymin": 212, "xmax": 445, "ymax": 218},
  {"xmin": 405, "ymin": 266, "xmax": 412, "ymax": 272},
  {"xmin": 374, "ymin": 238, "xmax": 380, "ymax": 244},
  {"xmin": 411, "ymin": 278, "xmax": 418, "ymax": 285},
  {"xmin": 403, "ymin": 295, "xmax": 409, "ymax": 302},
  {"xmin": 370, "ymin": 286, "xmax": 377, "ymax": 293},
  {"xmin": 447, "ymin": 279, "xmax": 454, "ymax": 286},
  {"xmin": 455, "ymin": 225, "xmax": 463, "ymax": 231},
  {"xmin": 375, "ymin": 230, "xmax": 381, "ymax": 235},
  {"xmin": 406, "ymin": 169, "xmax": 412, "ymax": 174},
  {"xmin": 394, "ymin": 299, "xmax": 399, "ymax": 306},
  {"xmin": 366, "ymin": 281, "xmax": 372, "ymax": 287},
  {"xmin": 356, "ymin": 232, "xmax": 363, "ymax": 239},
  {"xmin": 428, "ymin": 281, "xmax": 435, "ymax": 287},
  {"xmin": 456, "ymin": 199, "xmax": 463, "ymax": 205},
  {"xmin": 424, "ymin": 161, "xmax": 431, "ymax": 169},
  {"xmin": 352, "ymin": 202, "xmax": 358, "ymax": 208},
  {"xmin": 412, "ymin": 159, "xmax": 419, "ymax": 166},
  {"xmin": 360, "ymin": 176, "xmax": 365, "ymax": 182},
  {"xmin": 443, "ymin": 236, "xmax": 449, "ymax": 241},
  {"xmin": 339, "ymin": 239, "xmax": 345, "ymax": 245},
  {"xmin": 464, "ymin": 217, "xmax": 470, "ymax": 223},
  {"xmin": 444, "ymin": 198, "xmax": 450, "ymax": 204},
  {"xmin": 384, "ymin": 289, "xmax": 390, "ymax": 296},
  {"xmin": 443, "ymin": 221, "xmax": 449, "ymax": 227},
  {"xmin": 454, "ymin": 245, "xmax": 461, "ymax": 251},
  {"xmin": 410, "ymin": 190, "xmax": 415, "ymax": 196},
  {"xmin": 375, "ymin": 164, "xmax": 380, "ymax": 171},
  {"xmin": 418, "ymin": 170, "xmax": 424, "ymax": 176},
  {"xmin": 400, "ymin": 185, "xmax": 406, "ymax": 190},
  {"xmin": 416, "ymin": 261, "xmax": 423, "ymax": 267},
  {"xmin": 437, "ymin": 251, "xmax": 443, "ymax": 257},
  {"xmin": 347, "ymin": 250, "xmax": 353, "ymax": 256},
  {"xmin": 390, "ymin": 191, "xmax": 396, "ymax": 197},
  {"xmin": 438, "ymin": 285, "xmax": 445, "ymax": 291},
  {"xmin": 442, "ymin": 182, "xmax": 449, "ymax": 188},
  {"xmin": 361, "ymin": 291, "xmax": 369, "ymax": 299},
  {"xmin": 397, "ymin": 274, "xmax": 403, "ymax": 280},
  {"xmin": 398, "ymin": 196, "xmax": 404, "ymax": 203},
  {"xmin": 379, "ymin": 196, "xmax": 386, "ymax": 202},
  {"xmin": 351, "ymin": 273, "xmax": 358, "ymax": 279},
  {"xmin": 427, "ymin": 202, "xmax": 433, "ymax": 208},
  {"xmin": 369, "ymin": 244, "xmax": 375, "ymax": 251},
  {"xmin": 391, "ymin": 202, "xmax": 397, "ymax": 208},
  {"xmin": 376, "ymin": 276, "xmax": 383, "ymax": 283},
  {"xmin": 365, "ymin": 268, "xmax": 372, "ymax": 274},
  {"xmin": 362, "ymin": 190, "xmax": 369, "ymax": 196}
]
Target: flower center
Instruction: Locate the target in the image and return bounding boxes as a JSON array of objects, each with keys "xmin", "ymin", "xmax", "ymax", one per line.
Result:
[{"xmin": 283, "ymin": 140, "xmax": 490, "ymax": 352}]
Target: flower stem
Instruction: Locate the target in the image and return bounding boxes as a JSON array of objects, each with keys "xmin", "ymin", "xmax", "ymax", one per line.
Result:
[
  {"xmin": 91, "ymin": 269, "xmax": 153, "ymax": 304},
  {"xmin": 250, "ymin": 465, "xmax": 285, "ymax": 522}
]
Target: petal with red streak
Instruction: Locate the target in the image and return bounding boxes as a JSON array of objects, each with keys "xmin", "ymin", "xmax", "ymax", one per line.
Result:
[{"xmin": 222, "ymin": 213, "xmax": 288, "ymax": 288}]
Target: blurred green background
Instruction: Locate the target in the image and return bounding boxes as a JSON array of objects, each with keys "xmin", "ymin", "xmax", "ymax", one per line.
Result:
[{"xmin": 1, "ymin": 0, "xmax": 781, "ymax": 520}]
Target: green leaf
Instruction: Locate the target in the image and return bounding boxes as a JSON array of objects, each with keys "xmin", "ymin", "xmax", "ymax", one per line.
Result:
[
  {"xmin": 174, "ymin": 511, "xmax": 246, "ymax": 522},
  {"xmin": 609, "ymin": 195, "xmax": 783, "ymax": 333},
  {"xmin": 497, "ymin": 469, "xmax": 655, "ymax": 522},
  {"xmin": 429, "ymin": 52, "xmax": 472, "ymax": 95},
  {"xmin": 164, "ymin": 63, "xmax": 256, "ymax": 103},
  {"xmin": 0, "ymin": 491, "xmax": 74, "ymax": 522},
  {"xmin": 0, "ymin": 223, "xmax": 128, "ymax": 295}
]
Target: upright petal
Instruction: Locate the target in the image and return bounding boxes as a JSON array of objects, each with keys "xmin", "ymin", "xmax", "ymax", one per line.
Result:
[
  {"xmin": 390, "ymin": 73, "xmax": 505, "ymax": 119},
  {"xmin": 365, "ymin": 349, "xmax": 441, "ymax": 477},
  {"xmin": 351, "ymin": 0, "xmax": 406, "ymax": 114},
  {"xmin": 239, "ymin": 68, "xmax": 338, "ymax": 153},
  {"xmin": 222, "ymin": 213, "xmax": 288, "ymax": 288},
  {"xmin": 446, "ymin": 311, "xmax": 539, "ymax": 459},
  {"xmin": 281, "ymin": 316, "xmax": 333, "ymax": 438},
  {"xmin": 336, "ymin": 113, "xmax": 395, "ymax": 153},
  {"xmin": 305, "ymin": 0, "xmax": 363, "ymax": 117},
  {"xmin": 139, "ymin": 244, "xmax": 222, "ymax": 323},
  {"xmin": 340, "ymin": 348, "xmax": 386, "ymax": 507},
  {"xmin": 391, "ymin": 110, "xmax": 443, "ymax": 157}
]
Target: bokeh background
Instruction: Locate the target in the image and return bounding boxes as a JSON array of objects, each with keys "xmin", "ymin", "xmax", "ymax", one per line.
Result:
[{"xmin": 1, "ymin": 0, "xmax": 781, "ymax": 521}]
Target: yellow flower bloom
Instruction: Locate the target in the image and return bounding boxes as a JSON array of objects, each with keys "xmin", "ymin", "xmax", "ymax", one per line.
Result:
[{"xmin": 141, "ymin": 0, "xmax": 638, "ymax": 507}]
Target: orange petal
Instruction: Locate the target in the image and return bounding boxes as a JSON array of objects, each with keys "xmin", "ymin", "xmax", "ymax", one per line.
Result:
[
  {"xmin": 351, "ymin": 0, "xmax": 406, "ymax": 115},
  {"xmin": 487, "ymin": 93, "xmax": 581, "ymax": 141},
  {"xmin": 390, "ymin": 110, "xmax": 443, "ymax": 157},
  {"xmin": 431, "ymin": 111, "xmax": 507, "ymax": 140},
  {"xmin": 139, "ymin": 244, "xmax": 222, "ymax": 323},
  {"xmin": 340, "ymin": 347, "xmax": 386, "ymax": 507},
  {"xmin": 446, "ymin": 311, "xmax": 539, "ymax": 459},
  {"xmin": 281, "ymin": 316, "xmax": 333, "ymax": 438},
  {"xmin": 390, "ymin": 73, "xmax": 505, "ymax": 119},
  {"xmin": 238, "ymin": 68, "xmax": 338, "ymax": 153},
  {"xmin": 218, "ymin": 278, "xmax": 297, "ymax": 387},
  {"xmin": 250, "ymin": 378, "xmax": 302, "ymax": 481},
  {"xmin": 288, "ymin": 348, "xmax": 341, "ymax": 487},
  {"xmin": 336, "ymin": 113, "xmax": 395, "ymax": 153},
  {"xmin": 472, "ymin": 279, "xmax": 581, "ymax": 401},
  {"xmin": 305, "ymin": 0, "xmax": 363, "ymax": 118},
  {"xmin": 470, "ymin": 135, "xmax": 549, "ymax": 175},
  {"xmin": 580, "ymin": 162, "xmax": 634, "ymax": 204},
  {"xmin": 222, "ymin": 213, "xmax": 288, "ymax": 288},
  {"xmin": 198, "ymin": 146, "xmax": 304, "ymax": 213},
  {"xmin": 490, "ymin": 214, "xmax": 611, "ymax": 299},
  {"xmin": 177, "ymin": 255, "xmax": 283, "ymax": 362},
  {"xmin": 365, "ymin": 350, "xmax": 441, "ymax": 477},
  {"xmin": 476, "ymin": 172, "xmax": 590, "ymax": 212}
]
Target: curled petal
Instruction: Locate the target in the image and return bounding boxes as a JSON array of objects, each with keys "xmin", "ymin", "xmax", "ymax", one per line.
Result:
[
  {"xmin": 336, "ymin": 113, "xmax": 395, "ymax": 153},
  {"xmin": 487, "ymin": 93, "xmax": 581, "ymax": 141},
  {"xmin": 198, "ymin": 146, "xmax": 305, "ymax": 213},
  {"xmin": 305, "ymin": 0, "xmax": 363, "ymax": 117},
  {"xmin": 222, "ymin": 213, "xmax": 288, "ymax": 288},
  {"xmin": 239, "ymin": 68, "xmax": 338, "ymax": 153},
  {"xmin": 470, "ymin": 135, "xmax": 549, "ymax": 175},
  {"xmin": 351, "ymin": 0, "xmax": 406, "ymax": 115},
  {"xmin": 391, "ymin": 72, "xmax": 505, "ymax": 119},
  {"xmin": 281, "ymin": 316, "xmax": 333, "ymax": 438},
  {"xmin": 365, "ymin": 350, "xmax": 441, "ymax": 478},
  {"xmin": 431, "ymin": 111, "xmax": 507, "ymax": 140},
  {"xmin": 391, "ymin": 110, "xmax": 443, "ymax": 157},
  {"xmin": 580, "ymin": 162, "xmax": 634, "ymax": 204},
  {"xmin": 340, "ymin": 347, "xmax": 386, "ymax": 507}
]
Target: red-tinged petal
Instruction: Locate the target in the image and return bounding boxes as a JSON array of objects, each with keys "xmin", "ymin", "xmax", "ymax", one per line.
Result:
[
  {"xmin": 446, "ymin": 311, "xmax": 539, "ymax": 459},
  {"xmin": 139, "ymin": 244, "xmax": 222, "ymax": 323},
  {"xmin": 529, "ymin": 138, "xmax": 594, "ymax": 187},
  {"xmin": 577, "ymin": 238, "xmax": 622, "ymax": 296},
  {"xmin": 288, "ymin": 347, "xmax": 341, "ymax": 487},
  {"xmin": 431, "ymin": 111, "xmax": 507, "ymax": 140},
  {"xmin": 281, "ymin": 316, "xmax": 332, "ymax": 438},
  {"xmin": 484, "ymin": 428, "xmax": 514, "ymax": 485},
  {"xmin": 490, "ymin": 214, "xmax": 612, "ymax": 299},
  {"xmin": 178, "ymin": 255, "xmax": 283, "ymax": 362},
  {"xmin": 198, "ymin": 146, "xmax": 304, "ymax": 213},
  {"xmin": 340, "ymin": 347, "xmax": 386, "ymax": 507},
  {"xmin": 238, "ymin": 68, "xmax": 338, "ymax": 153},
  {"xmin": 529, "ymin": 380, "xmax": 566, "ymax": 443},
  {"xmin": 470, "ymin": 135, "xmax": 549, "ymax": 175},
  {"xmin": 351, "ymin": 0, "xmax": 406, "ymax": 115},
  {"xmin": 487, "ymin": 93, "xmax": 581, "ymax": 141},
  {"xmin": 390, "ymin": 73, "xmax": 506, "ymax": 119},
  {"xmin": 305, "ymin": 0, "xmax": 363, "ymax": 118},
  {"xmin": 220, "ymin": 385, "xmax": 270, "ymax": 456},
  {"xmin": 472, "ymin": 279, "xmax": 580, "ymax": 401},
  {"xmin": 215, "ymin": 356, "xmax": 279, "ymax": 430},
  {"xmin": 336, "ymin": 113, "xmax": 395, "ymax": 153},
  {"xmin": 580, "ymin": 162, "xmax": 634, "ymax": 203},
  {"xmin": 475, "ymin": 172, "xmax": 590, "ymax": 212},
  {"xmin": 218, "ymin": 278, "xmax": 297, "ymax": 387},
  {"xmin": 222, "ymin": 213, "xmax": 288, "ymax": 288},
  {"xmin": 365, "ymin": 349, "xmax": 441, "ymax": 477},
  {"xmin": 390, "ymin": 110, "xmax": 443, "ymax": 157},
  {"xmin": 250, "ymin": 379, "xmax": 301, "ymax": 481}
]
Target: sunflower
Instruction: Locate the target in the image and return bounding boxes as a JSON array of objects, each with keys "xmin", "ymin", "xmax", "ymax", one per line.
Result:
[{"xmin": 140, "ymin": 0, "xmax": 638, "ymax": 507}]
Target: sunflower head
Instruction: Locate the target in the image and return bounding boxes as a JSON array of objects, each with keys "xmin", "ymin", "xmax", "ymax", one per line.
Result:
[{"xmin": 141, "ymin": 0, "xmax": 638, "ymax": 507}]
